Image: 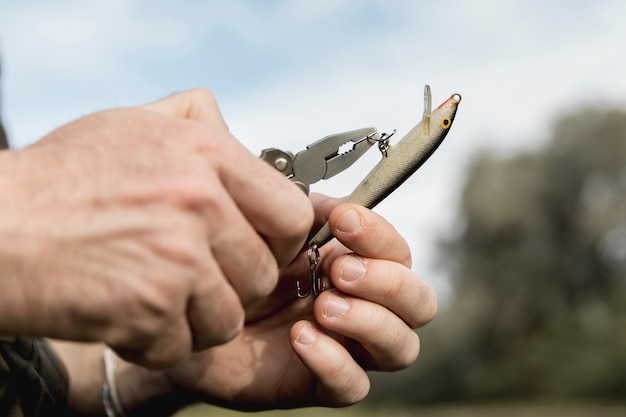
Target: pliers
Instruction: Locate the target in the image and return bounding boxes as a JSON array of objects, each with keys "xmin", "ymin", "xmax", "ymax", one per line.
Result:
[
  {"xmin": 259, "ymin": 127, "xmax": 383, "ymax": 195},
  {"xmin": 259, "ymin": 126, "xmax": 389, "ymax": 298}
]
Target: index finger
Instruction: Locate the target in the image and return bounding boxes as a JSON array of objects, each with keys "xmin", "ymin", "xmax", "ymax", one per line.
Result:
[
  {"xmin": 217, "ymin": 144, "xmax": 314, "ymax": 267},
  {"xmin": 145, "ymin": 88, "xmax": 315, "ymax": 267}
]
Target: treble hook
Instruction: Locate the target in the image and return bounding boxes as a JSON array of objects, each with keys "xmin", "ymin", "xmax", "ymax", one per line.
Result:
[
  {"xmin": 296, "ymin": 245, "xmax": 324, "ymax": 298},
  {"xmin": 376, "ymin": 129, "xmax": 396, "ymax": 157}
]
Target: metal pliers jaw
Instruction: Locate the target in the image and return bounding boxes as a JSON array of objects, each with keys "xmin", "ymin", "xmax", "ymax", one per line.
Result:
[
  {"xmin": 260, "ymin": 127, "xmax": 382, "ymax": 194},
  {"xmin": 259, "ymin": 126, "xmax": 383, "ymax": 299}
]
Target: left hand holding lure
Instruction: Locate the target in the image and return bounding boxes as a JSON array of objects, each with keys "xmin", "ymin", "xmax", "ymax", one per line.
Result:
[{"xmin": 260, "ymin": 85, "xmax": 461, "ymax": 297}]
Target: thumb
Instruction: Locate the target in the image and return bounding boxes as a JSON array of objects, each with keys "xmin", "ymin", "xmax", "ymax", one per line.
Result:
[{"xmin": 143, "ymin": 87, "xmax": 229, "ymax": 130}]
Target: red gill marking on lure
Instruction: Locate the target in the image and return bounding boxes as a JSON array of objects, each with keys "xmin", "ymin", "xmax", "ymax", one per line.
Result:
[{"xmin": 437, "ymin": 96, "xmax": 454, "ymax": 109}]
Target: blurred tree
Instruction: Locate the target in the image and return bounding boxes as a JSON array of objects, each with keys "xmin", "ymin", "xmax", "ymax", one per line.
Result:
[{"xmin": 368, "ymin": 106, "xmax": 626, "ymax": 405}]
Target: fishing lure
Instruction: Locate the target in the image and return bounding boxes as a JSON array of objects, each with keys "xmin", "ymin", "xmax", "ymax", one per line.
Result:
[{"xmin": 301, "ymin": 85, "xmax": 462, "ymax": 297}]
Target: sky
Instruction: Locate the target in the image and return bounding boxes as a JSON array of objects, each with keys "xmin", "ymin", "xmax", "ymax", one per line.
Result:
[{"xmin": 1, "ymin": 0, "xmax": 626, "ymax": 302}]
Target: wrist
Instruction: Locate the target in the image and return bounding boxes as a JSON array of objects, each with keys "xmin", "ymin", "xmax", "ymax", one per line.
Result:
[
  {"xmin": 51, "ymin": 341, "xmax": 197, "ymax": 417},
  {"xmin": 114, "ymin": 351, "xmax": 198, "ymax": 417}
]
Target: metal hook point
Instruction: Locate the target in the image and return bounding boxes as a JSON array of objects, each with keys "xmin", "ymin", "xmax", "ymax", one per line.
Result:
[
  {"xmin": 295, "ymin": 280, "xmax": 311, "ymax": 298},
  {"xmin": 295, "ymin": 245, "xmax": 325, "ymax": 298}
]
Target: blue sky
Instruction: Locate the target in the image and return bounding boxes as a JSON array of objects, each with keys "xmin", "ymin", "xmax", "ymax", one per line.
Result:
[{"xmin": 1, "ymin": 0, "xmax": 625, "ymax": 301}]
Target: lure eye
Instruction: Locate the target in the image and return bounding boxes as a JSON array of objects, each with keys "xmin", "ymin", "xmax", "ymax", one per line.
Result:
[{"xmin": 440, "ymin": 117, "xmax": 451, "ymax": 129}]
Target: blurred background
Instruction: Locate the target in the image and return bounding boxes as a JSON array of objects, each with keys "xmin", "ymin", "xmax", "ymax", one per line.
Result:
[{"xmin": 1, "ymin": 1, "xmax": 625, "ymax": 416}]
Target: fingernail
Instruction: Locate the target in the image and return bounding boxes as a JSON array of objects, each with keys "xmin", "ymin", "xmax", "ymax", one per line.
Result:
[
  {"xmin": 324, "ymin": 292, "xmax": 350, "ymax": 318},
  {"xmin": 336, "ymin": 208, "xmax": 363, "ymax": 233},
  {"xmin": 296, "ymin": 323, "xmax": 317, "ymax": 346},
  {"xmin": 340, "ymin": 255, "xmax": 366, "ymax": 282}
]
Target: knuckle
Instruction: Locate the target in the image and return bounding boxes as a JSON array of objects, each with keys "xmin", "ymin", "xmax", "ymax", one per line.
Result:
[
  {"xmin": 107, "ymin": 318, "xmax": 189, "ymax": 369},
  {"xmin": 152, "ymin": 223, "xmax": 208, "ymax": 267},
  {"xmin": 167, "ymin": 118, "xmax": 224, "ymax": 152},
  {"xmin": 137, "ymin": 343, "xmax": 188, "ymax": 369},
  {"xmin": 325, "ymin": 363, "xmax": 370, "ymax": 406},
  {"xmin": 396, "ymin": 331, "xmax": 421, "ymax": 369},
  {"xmin": 245, "ymin": 247, "xmax": 279, "ymax": 300},
  {"xmin": 420, "ymin": 285, "xmax": 438, "ymax": 327},
  {"xmin": 412, "ymin": 285, "xmax": 438, "ymax": 328},
  {"xmin": 384, "ymin": 267, "xmax": 408, "ymax": 301},
  {"xmin": 193, "ymin": 175, "xmax": 226, "ymax": 208},
  {"xmin": 401, "ymin": 246, "xmax": 412, "ymax": 268},
  {"xmin": 376, "ymin": 327, "xmax": 420, "ymax": 371},
  {"xmin": 384, "ymin": 232, "xmax": 412, "ymax": 268},
  {"xmin": 292, "ymin": 198, "xmax": 315, "ymax": 236},
  {"xmin": 222, "ymin": 310, "xmax": 245, "ymax": 342},
  {"xmin": 266, "ymin": 182, "xmax": 314, "ymax": 242},
  {"xmin": 160, "ymin": 172, "xmax": 227, "ymax": 216},
  {"xmin": 367, "ymin": 308, "xmax": 392, "ymax": 340},
  {"xmin": 117, "ymin": 283, "xmax": 186, "ymax": 336},
  {"xmin": 364, "ymin": 309, "xmax": 420, "ymax": 371},
  {"xmin": 208, "ymin": 304, "xmax": 244, "ymax": 346},
  {"xmin": 187, "ymin": 86, "xmax": 217, "ymax": 105},
  {"xmin": 190, "ymin": 280, "xmax": 245, "ymax": 350},
  {"xmin": 338, "ymin": 383, "xmax": 370, "ymax": 407}
]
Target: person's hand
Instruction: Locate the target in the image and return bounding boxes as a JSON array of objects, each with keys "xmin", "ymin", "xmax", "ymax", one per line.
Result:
[
  {"xmin": 161, "ymin": 194, "xmax": 437, "ymax": 410},
  {"xmin": 0, "ymin": 88, "xmax": 313, "ymax": 368}
]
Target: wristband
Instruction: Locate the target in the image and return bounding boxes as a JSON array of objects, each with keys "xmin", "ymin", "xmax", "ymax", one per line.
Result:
[{"xmin": 102, "ymin": 347, "xmax": 128, "ymax": 417}]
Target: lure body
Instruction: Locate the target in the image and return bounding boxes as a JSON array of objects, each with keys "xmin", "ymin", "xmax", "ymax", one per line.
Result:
[{"xmin": 309, "ymin": 86, "xmax": 461, "ymax": 248}]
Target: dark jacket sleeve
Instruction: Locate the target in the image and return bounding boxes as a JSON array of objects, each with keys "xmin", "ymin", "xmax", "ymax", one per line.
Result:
[
  {"xmin": 0, "ymin": 118, "xmax": 8, "ymax": 150},
  {"xmin": 0, "ymin": 337, "xmax": 69, "ymax": 417},
  {"xmin": 0, "ymin": 58, "xmax": 8, "ymax": 150}
]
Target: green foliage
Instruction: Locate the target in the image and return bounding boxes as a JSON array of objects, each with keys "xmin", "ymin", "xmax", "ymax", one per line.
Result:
[{"xmin": 370, "ymin": 106, "xmax": 626, "ymax": 404}]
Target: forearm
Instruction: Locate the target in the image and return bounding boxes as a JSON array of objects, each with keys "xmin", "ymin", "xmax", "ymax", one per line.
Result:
[{"xmin": 49, "ymin": 340, "xmax": 196, "ymax": 416}]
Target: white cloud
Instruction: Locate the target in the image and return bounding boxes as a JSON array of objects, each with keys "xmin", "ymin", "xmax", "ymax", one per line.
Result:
[{"xmin": 0, "ymin": 0, "xmax": 195, "ymax": 83}]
